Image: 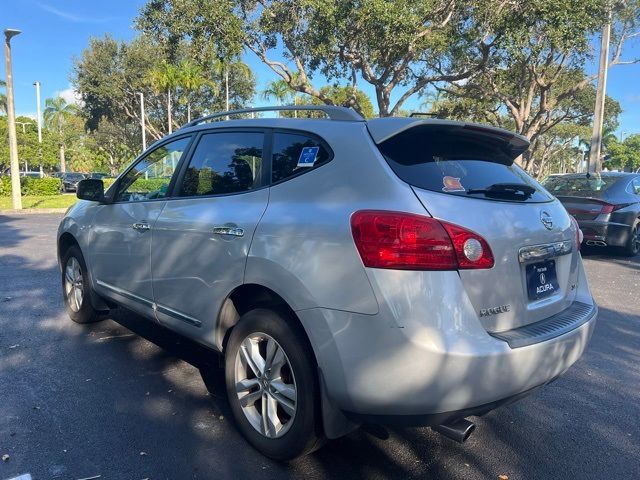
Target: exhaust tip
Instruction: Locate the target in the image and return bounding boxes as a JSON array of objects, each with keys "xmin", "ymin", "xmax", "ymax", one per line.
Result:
[{"xmin": 432, "ymin": 418, "xmax": 476, "ymax": 443}]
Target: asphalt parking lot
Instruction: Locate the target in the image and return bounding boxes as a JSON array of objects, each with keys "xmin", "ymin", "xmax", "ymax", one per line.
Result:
[{"xmin": 0, "ymin": 213, "xmax": 638, "ymax": 480}]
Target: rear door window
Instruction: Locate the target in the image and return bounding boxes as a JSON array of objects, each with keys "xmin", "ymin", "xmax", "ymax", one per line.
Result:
[
  {"xmin": 378, "ymin": 127, "xmax": 552, "ymax": 203},
  {"xmin": 271, "ymin": 132, "xmax": 331, "ymax": 183},
  {"xmin": 178, "ymin": 132, "xmax": 264, "ymax": 197}
]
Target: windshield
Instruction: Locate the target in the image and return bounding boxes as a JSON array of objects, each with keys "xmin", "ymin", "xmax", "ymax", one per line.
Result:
[
  {"xmin": 65, "ymin": 173, "xmax": 85, "ymax": 181},
  {"xmin": 542, "ymin": 175, "xmax": 620, "ymax": 197}
]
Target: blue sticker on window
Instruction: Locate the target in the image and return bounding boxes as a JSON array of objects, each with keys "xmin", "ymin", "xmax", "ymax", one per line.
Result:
[{"xmin": 297, "ymin": 146, "xmax": 320, "ymax": 168}]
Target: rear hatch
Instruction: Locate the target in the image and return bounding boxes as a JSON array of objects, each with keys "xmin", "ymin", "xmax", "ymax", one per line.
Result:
[{"xmin": 369, "ymin": 119, "xmax": 579, "ymax": 333}]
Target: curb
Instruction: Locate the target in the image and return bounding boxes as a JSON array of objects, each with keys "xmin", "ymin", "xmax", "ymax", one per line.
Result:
[{"xmin": 0, "ymin": 208, "xmax": 67, "ymax": 214}]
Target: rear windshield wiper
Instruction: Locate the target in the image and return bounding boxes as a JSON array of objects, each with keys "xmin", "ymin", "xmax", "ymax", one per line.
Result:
[{"xmin": 467, "ymin": 183, "xmax": 536, "ymax": 200}]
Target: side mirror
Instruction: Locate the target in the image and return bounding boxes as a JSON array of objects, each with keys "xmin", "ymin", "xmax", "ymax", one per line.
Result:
[{"xmin": 76, "ymin": 179, "xmax": 105, "ymax": 202}]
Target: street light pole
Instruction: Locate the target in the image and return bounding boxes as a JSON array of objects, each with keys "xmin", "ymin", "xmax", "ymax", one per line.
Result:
[
  {"xmin": 34, "ymin": 81, "xmax": 43, "ymax": 176},
  {"xmin": 588, "ymin": 9, "xmax": 612, "ymax": 175},
  {"xmin": 4, "ymin": 28, "xmax": 22, "ymax": 210},
  {"xmin": 136, "ymin": 92, "xmax": 146, "ymax": 152}
]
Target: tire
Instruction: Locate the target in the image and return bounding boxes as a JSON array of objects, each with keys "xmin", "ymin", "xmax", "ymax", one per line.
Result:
[
  {"xmin": 225, "ymin": 308, "xmax": 322, "ymax": 460},
  {"xmin": 61, "ymin": 245, "xmax": 104, "ymax": 324},
  {"xmin": 622, "ymin": 221, "xmax": 640, "ymax": 257}
]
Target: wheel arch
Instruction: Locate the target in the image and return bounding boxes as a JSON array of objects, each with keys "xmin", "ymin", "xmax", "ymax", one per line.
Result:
[{"xmin": 216, "ymin": 283, "xmax": 309, "ymax": 355}]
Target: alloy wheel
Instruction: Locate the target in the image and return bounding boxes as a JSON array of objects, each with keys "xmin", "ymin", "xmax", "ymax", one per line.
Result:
[
  {"xmin": 234, "ymin": 333, "xmax": 297, "ymax": 438},
  {"xmin": 64, "ymin": 257, "xmax": 84, "ymax": 312}
]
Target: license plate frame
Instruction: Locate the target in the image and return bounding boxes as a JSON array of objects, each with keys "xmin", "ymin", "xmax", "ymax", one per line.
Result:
[{"xmin": 526, "ymin": 259, "xmax": 559, "ymax": 301}]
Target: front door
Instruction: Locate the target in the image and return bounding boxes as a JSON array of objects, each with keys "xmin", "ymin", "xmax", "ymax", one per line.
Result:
[
  {"xmin": 151, "ymin": 131, "xmax": 268, "ymax": 345},
  {"xmin": 88, "ymin": 136, "xmax": 192, "ymax": 316}
]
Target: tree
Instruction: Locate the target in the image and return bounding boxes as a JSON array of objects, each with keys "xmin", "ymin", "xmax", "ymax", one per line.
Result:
[
  {"xmin": 434, "ymin": 0, "xmax": 638, "ymax": 171},
  {"xmin": 149, "ymin": 61, "xmax": 181, "ymax": 134},
  {"xmin": 43, "ymin": 97, "xmax": 79, "ymax": 172},
  {"xmin": 73, "ymin": 34, "xmax": 255, "ymax": 142},
  {"xmin": 607, "ymin": 135, "xmax": 640, "ymax": 172},
  {"xmin": 177, "ymin": 60, "xmax": 213, "ymax": 122},
  {"xmin": 308, "ymin": 85, "xmax": 375, "ymax": 119},
  {"xmin": 135, "ymin": 0, "xmax": 496, "ymax": 117},
  {"xmin": 261, "ymin": 79, "xmax": 292, "ymax": 106}
]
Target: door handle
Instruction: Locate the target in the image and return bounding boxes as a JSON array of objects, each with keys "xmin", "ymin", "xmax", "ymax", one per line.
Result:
[
  {"xmin": 212, "ymin": 226, "xmax": 244, "ymax": 237},
  {"xmin": 132, "ymin": 222, "xmax": 151, "ymax": 231}
]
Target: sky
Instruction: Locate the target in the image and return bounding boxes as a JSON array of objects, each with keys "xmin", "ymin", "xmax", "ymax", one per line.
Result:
[{"xmin": 2, "ymin": 0, "xmax": 640, "ymax": 136}]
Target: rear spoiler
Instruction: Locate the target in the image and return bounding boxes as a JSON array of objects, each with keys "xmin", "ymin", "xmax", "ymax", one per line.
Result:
[{"xmin": 366, "ymin": 117, "xmax": 530, "ymax": 159}]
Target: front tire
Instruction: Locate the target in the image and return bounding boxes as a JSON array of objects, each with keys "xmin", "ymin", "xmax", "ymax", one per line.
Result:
[
  {"xmin": 61, "ymin": 245, "xmax": 103, "ymax": 324},
  {"xmin": 225, "ymin": 308, "xmax": 322, "ymax": 460}
]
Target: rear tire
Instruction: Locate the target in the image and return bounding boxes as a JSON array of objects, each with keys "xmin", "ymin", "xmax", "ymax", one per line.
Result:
[
  {"xmin": 224, "ymin": 308, "xmax": 322, "ymax": 460},
  {"xmin": 61, "ymin": 245, "xmax": 104, "ymax": 324},
  {"xmin": 622, "ymin": 222, "xmax": 639, "ymax": 257}
]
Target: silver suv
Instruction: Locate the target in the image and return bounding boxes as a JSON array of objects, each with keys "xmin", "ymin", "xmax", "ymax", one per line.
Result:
[{"xmin": 58, "ymin": 106, "xmax": 597, "ymax": 460}]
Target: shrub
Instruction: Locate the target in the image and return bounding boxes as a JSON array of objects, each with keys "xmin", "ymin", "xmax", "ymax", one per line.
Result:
[
  {"xmin": 21, "ymin": 177, "xmax": 63, "ymax": 196},
  {"xmin": 0, "ymin": 176, "xmax": 62, "ymax": 196},
  {"xmin": 0, "ymin": 176, "xmax": 11, "ymax": 196}
]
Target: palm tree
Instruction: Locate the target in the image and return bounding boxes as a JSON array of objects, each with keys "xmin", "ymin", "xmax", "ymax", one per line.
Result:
[
  {"xmin": 43, "ymin": 96, "xmax": 78, "ymax": 172},
  {"xmin": 213, "ymin": 59, "xmax": 253, "ymax": 113},
  {"xmin": 149, "ymin": 61, "xmax": 180, "ymax": 134},
  {"xmin": 177, "ymin": 60, "xmax": 212, "ymax": 123},
  {"xmin": 0, "ymin": 79, "xmax": 6, "ymax": 114},
  {"xmin": 261, "ymin": 79, "xmax": 292, "ymax": 106}
]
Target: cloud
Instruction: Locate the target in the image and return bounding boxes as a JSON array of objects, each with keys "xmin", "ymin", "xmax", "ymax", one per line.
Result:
[
  {"xmin": 625, "ymin": 94, "xmax": 640, "ymax": 103},
  {"xmin": 56, "ymin": 87, "xmax": 83, "ymax": 107},
  {"xmin": 37, "ymin": 2, "xmax": 119, "ymax": 23}
]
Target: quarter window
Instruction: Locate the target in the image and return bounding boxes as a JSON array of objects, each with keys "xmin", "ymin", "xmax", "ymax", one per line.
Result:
[
  {"xmin": 271, "ymin": 132, "xmax": 331, "ymax": 183},
  {"xmin": 179, "ymin": 132, "xmax": 264, "ymax": 197},
  {"xmin": 116, "ymin": 136, "xmax": 191, "ymax": 202}
]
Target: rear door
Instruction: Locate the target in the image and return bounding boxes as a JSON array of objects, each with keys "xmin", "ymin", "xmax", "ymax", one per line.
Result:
[
  {"xmin": 375, "ymin": 123, "xmax": 579, "ymax": 333},
  {"xmin": 150, "ymin": 130, "xmax": 269, "ymax": 345}
]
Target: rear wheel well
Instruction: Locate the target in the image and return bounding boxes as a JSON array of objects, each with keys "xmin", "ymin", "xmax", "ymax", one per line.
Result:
[{"xmin": 217, "ymin": 284, "xmax": 311, "ymax": 358}]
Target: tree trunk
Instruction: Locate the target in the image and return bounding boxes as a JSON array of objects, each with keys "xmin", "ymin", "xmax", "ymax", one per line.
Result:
[
  {"xmin": 187, "ymin": 103, "xmax": 191, "ymax": 123},
  {"xmin": 167, "ymin": 90, "xmax": 172, "ymax": 135},
  {"xmin": 59, "ymin": 143, "xmax": 66, "ymax": 173}
]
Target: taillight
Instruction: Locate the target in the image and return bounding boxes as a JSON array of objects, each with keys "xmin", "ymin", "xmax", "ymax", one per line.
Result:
[
  {"xmin": 600, "ymin": 204, "xmax": 615, "ymax": 214},
  {"xmin": 350, "ymin": 210, "xmax": 494, "ymax": 270},
  {"xmin": 570, "ymin": 216, "xmax": 582, "ymax": 250},
  {"xmin": 600, "ymin": 203, "xmax": 625, "ymax": 214}
]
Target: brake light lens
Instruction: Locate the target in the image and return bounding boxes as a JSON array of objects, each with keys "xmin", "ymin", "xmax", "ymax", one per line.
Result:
[
  {"xmin": 570, "ymin": 216, "xmax": 582, "ymax": 250},
  {"xmin": 600, "ymin": 203, "xmax": 616, "ymax": 214},
  {"xmin": 350, "ymin": 210, "xmax": 494, "ymax": 270}
]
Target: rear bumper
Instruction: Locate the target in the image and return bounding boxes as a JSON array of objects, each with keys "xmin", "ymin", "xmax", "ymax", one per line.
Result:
[
  {"xmin": 578, "ymin": 219, "xmax": 632, "ymax": 247},
  {"xmin": 298, "ymin": 266, "xmax": 597, "ymax": 418}
]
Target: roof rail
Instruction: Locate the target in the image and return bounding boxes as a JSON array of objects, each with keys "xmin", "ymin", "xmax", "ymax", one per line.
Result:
[
  {"xmin": 409, "ymin": 112, "xmax": 440, "ymax": 118},
  {"xmin": 181, "ymin": 105, "xmax": 364, "ymax": 129}
]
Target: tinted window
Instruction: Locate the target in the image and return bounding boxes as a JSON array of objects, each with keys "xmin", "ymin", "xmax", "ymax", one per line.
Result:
[
  {"xmin": 116, "ymin": 136, "xmax": 191, "ymax": 202},
  {"xmin": 379, "ymin": 127, "xmax": 551, "ymax": 203},
  {"xmin": 542, "ymin": 175, "xmax": 621, "ymax": 198},
  {"xmin": 632, "ymin": 178, "xmax": 640, "ymax": 194},
  {"xmin": 179, "ymin": 132, "xmax": 263, "ymax": 197},
  {"xmin": 272, "ymin": 132, "xmax": 331, "ymax": 183}
]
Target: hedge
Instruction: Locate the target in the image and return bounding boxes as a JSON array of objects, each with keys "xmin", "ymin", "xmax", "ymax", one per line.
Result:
[{"xmin": 0, "ymin": 176, "xmax": 63, "ymax": 196}]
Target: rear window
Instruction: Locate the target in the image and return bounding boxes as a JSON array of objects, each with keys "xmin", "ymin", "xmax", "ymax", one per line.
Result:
[
  {"xmin": 378, "ymin": 127, "xmax": 552, "ymax": 203},
  {"xmin": 542, "ymin": 175, "xmax": 620, "ymax": 197}
]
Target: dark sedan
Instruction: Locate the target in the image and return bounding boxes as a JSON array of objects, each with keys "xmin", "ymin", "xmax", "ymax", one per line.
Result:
[
  {"xmin": 543, "ymin": 172, "xmax": 640, "ymax": 256},
  {"xmin": 60, "ymin": 172, "xmax": 87, "ymax": 193}
]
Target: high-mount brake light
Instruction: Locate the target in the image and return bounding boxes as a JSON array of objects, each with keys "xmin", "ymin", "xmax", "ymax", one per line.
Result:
[{"xmin": 350, "ymin": 211, "xmax": 494, "ymax": 271}]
